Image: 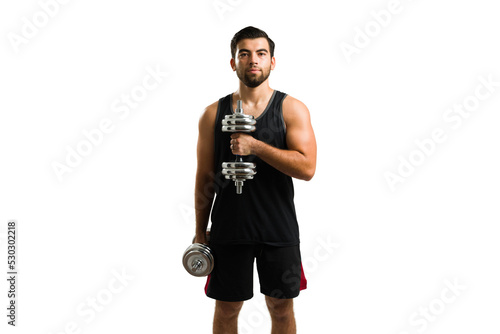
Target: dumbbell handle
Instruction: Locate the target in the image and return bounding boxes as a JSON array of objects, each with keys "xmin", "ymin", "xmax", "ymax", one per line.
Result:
[
  {"xmin": 234, "ymin": 156, "xmax": 244, "ymax": 194},
  {"xmin": 236, "ymin": 99, "xmax": 243, "ymax": 113},
  {"xmin": 233, "ymin": 101, "xmax": 244, "ymax": 161}
]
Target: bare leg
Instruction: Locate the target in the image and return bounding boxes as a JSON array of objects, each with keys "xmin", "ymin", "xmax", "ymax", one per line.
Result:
[
  {"xmin": 213, "ymin": 300, "xmax": 244, "ymax": 334},
  {"xmin": 265, "ymin": 296, "xmax": 296, "ymax": 334}
]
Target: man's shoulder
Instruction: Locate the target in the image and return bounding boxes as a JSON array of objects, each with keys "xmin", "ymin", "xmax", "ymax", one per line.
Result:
[
  {"xmin": 204, "ymin": 100, "xmax": 219, "ymax": 114},
  {"xmin": 203, "ymin": 92, "xmax": 232, "ymax": 115},
  {"xmin": 282, "ymin": 94, "xmax": 309, "ymax": 117},
  {"xmin": 199, "ymin": 100, "xmax": 219, "ymax": 129}
]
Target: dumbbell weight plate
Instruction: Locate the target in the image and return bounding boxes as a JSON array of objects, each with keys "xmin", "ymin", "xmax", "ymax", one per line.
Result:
[
  {"xmin": 223, "ymin": 113, "xmax": 255, "ymax": 119},
  {"xmin": 222, "ymin": 118, "xmax": 256, "ymax": 126},
  {"xmin": 222, "ymin": 168, "xmax": 256, "ymax": 176},
  {"xmin": 222, "ymin": 162, "xmax": 256, "ymax": 177},
  {"xmin": 222, "ymin": 125, "xmax": 256, "ymax": 133},
  {"xmin": 183, "ymin": 243, "xmax": 214, "ymax": 277},
  {"xmin": 222, "ymin": 162, "xmax": 256, "ymax": 169},
  {"xmin": 224, "ymin": 176, "xmax": 255, "ymax": 181},
  {"xmin": 222, "ymin": 170, "xmax": 257, "ymax": 180}
]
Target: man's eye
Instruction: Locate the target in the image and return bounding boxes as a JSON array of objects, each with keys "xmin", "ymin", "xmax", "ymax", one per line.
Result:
[{"xmin": 240, "ymin": 53, "xmax": 248, "ymax": 57}]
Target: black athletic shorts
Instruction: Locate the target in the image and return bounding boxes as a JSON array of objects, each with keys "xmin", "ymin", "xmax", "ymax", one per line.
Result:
[{"xmin": 204, "ymin": 243, "xmax": 307, "ymax": 302}]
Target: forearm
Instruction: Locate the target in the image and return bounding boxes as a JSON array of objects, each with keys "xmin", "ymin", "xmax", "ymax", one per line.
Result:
[
  {"xmin": 253, "ymin": 140, "xmax": 315, "ymax": 181},
  {"xmin": 194, "ymin": 173, "xmax": 214, "ymax": 237}
]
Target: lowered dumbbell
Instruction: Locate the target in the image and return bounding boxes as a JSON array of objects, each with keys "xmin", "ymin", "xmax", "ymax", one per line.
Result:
[
  {"xmin": 182, "ymin": 230, "xmax": 214, "ymax": 277},
  {"xmin": 222, "ymin": 100, "xmax": 257, "ymax": 194}
]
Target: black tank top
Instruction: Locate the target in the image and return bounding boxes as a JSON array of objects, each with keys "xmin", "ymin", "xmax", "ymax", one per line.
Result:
[{"xmin": 210, "ymin": 90, "xmax": 300, "ymax": 246}]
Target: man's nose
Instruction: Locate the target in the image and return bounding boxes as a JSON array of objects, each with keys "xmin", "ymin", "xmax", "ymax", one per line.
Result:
[{"xmin": 249, "ymin": 52, "xmax": 259, "ymax": 64}]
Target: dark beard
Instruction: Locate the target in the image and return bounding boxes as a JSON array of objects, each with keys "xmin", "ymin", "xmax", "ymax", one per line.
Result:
[{"xmin": 237, "ymin": 68, "xmax": 271, "ymax": 88}]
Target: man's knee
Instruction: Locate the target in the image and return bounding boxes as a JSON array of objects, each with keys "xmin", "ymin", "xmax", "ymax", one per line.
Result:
[
  {"xmin": 265, "ymin": 296, "xmax": 294, "ymax": 320},
  {"xmin": 215, "ymin": 300, "xmax": 244, "ymax": 319}
]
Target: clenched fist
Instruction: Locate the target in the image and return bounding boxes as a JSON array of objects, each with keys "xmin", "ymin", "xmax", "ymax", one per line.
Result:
[{"xmin": 230, "ymin": 133, "xmax": 257, "ymax": 156}]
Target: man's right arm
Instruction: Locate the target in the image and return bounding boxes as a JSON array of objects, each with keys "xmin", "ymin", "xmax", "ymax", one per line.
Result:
[{"xmin": 194, "ymin": 102, "xmax": 218, "ymax": 244}]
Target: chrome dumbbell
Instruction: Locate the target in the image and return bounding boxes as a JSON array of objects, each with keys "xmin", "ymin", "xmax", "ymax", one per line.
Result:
[
  {"xmin": 221, "ymin": 100, "xmax": 257, "ymax": 194},
  {"xmin": 182, "ymin": 230, "xmax": 214, "ymax": 277}
]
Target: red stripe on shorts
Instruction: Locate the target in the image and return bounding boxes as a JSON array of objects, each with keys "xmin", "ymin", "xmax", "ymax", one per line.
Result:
[
  {"xmin": 300, "ymin": 263, "xmax": 307, "ymax": 290},
  {"xmin": 204, "ymin": 274, "xmax": 211, "ymax": 294}
]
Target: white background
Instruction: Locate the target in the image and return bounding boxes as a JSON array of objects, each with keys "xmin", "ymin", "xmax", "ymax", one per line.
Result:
[{"xmin": 1, "ymin": 0, "xmax": 499, "ymax": 333}]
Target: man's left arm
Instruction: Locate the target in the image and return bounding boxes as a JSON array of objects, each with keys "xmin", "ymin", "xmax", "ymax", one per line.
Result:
[{"xmin": 230, "ymin": 96, "xmax": 317, "ymax": 181}]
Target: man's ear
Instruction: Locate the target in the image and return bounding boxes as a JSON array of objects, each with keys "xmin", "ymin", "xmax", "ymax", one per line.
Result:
[
  {"xmin": 271, "ymin": 56, "xmax": 276, "ymax": 70},
  {"xmin": 230, "ymin": 58, "xmax": 236, "ymax": 71}
]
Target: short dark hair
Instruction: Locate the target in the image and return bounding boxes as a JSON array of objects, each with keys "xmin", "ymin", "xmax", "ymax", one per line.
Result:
[{"xmin": 230, "ymin": 26, "xmax": 275, "ymax": 59}]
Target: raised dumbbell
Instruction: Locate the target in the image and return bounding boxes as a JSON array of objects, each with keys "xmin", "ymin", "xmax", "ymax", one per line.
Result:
[
  {"xmin": 221, "ymin": 100, "xmax": 257, "ymax": 194},
  {"xmin": 182, "ymin": 230, "xmax": 214, "ymax": 277}
]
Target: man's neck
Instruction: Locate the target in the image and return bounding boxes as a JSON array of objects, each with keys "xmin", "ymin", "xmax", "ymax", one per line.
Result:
[{"xmin": 234, "ymin": 81, "xmax": 274, "ymax": 108}]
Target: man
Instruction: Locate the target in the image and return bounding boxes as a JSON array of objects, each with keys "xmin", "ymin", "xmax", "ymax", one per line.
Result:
[{"xmin": 194, "ymin": 26, "xmax": 316, "ymax": 333}]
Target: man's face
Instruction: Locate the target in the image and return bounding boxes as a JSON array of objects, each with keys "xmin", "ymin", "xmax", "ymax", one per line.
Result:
[{"xmin": 231, "ymin": 38, "xmax": 275, "ymax": 88}]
